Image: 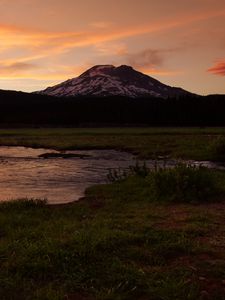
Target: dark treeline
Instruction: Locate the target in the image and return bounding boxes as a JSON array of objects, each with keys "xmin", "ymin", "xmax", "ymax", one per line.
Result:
[{"xmin": 0, "ymin": 89, "xmax": 225, "ymax": 126}]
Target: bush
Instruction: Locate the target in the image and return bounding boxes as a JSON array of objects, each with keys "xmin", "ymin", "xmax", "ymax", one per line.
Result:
[
  {"xmin": 147, "ymin": 164, "xmax": 219, "ymax": 203},
  {"xmin": 107, "ymin": 163, "xmax": 222, "ymax": 203}
]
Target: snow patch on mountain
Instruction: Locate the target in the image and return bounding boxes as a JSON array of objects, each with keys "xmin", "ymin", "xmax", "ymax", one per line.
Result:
[{"xmin": 37, "ymin": 65, "xmax": 190, "ymax": 98}]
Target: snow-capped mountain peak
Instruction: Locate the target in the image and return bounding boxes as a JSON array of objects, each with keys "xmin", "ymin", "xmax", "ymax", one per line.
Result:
[
  {"xmin": 37, "ymin": 65, "xmax": 190, "ymax": 98},
  {"xmin": 81, "ymin": 65, "xmax": 115, "ymax": 77}
]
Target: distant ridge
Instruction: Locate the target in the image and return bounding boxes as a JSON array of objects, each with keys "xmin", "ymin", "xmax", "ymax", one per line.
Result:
[{"xmin": 37, "ymin": 65, "xmax": 191, "ymax": 98}]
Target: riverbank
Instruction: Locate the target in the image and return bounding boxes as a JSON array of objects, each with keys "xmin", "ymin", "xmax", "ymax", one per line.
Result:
[
  {"xmin": 1, "ymin": 167, "xmax": 225, "ymax": 300},
  {"xmin": 1, "ymin": 127, "xmax": 225, "ymax": 160}
]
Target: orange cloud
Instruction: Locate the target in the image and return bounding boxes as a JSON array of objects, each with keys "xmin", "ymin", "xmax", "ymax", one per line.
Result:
[
  {"xmin": 0, "ymin": 62, "xmax": 37, "ymax": 75},
  {"xmin": 0, "ymin": 8, "xmax": 224, "ymax": 82},
  {"xmin": 57, "ymin": 9, "xmax": 225, "ymax": 52},
  {"xmin": 0, "ymin": 63, "xmax": 87, "ymax": 81},
  {"xmin": 207, "ymin": 60, "xmax": 225, "ymax": 76},
  {"xmin": 0, "ymin": 8, "xmax": 224, "ymax": 56}
]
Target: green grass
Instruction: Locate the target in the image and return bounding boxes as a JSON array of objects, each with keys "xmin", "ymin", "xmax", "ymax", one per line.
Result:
[
  {"xmin": 1, "ymin": 127, "xmax": 225, "ymax": 160},
  {"xmin": 1, "ymin": 167, "xmax": 225, "ymax": 299}
]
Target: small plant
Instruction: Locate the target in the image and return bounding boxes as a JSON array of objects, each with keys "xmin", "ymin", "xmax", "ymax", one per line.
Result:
[
  {"xmin": 107, "ymin": 168, "xmax": 129, "ymax": 182},
  {"xmin": 129, "ymin": 161, "xmax": 150, "ymax": 178},
  {"xmin": 107, "ymin": 161, "xmax": 150, "ymax": 182}
]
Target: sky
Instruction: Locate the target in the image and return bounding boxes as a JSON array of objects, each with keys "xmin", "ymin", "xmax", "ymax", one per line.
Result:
[{"xmin": 0, "ymin": 0, "xmax": 224, "ymax": 95}]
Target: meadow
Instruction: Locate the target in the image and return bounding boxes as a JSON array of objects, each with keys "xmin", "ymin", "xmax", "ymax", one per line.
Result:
[
  {"xmin": 1, "ymin": 127, "xmax": 225, "ymax": 160},
  {"xmin": 0, "ymin": 128, "xmax": 225, "ymax": 300}
]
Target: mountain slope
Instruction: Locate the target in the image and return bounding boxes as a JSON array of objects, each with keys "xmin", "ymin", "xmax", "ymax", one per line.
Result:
[{"xmin": 37, "ymin": 65, "xmax": 191, "ymax": 98}]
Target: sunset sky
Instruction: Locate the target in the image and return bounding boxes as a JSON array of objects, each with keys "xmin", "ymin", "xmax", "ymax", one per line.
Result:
[{"xmin": 0, "ymin": 0, "xmax": 224, "ymax": 95}]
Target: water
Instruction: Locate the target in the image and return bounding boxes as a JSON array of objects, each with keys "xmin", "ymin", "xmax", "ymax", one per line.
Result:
[
  {"xmin": 0, "ymin": 146, "xmax": 224, "ymax": 204},
  {"xmin": 0, "ymin": 147, "xmax": 136, "ymax": 204}
]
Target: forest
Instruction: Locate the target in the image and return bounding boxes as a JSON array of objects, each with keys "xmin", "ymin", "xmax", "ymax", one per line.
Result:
[{"xmin": 0, "ymin": 90, "xmax": 225, "ymax": 126}]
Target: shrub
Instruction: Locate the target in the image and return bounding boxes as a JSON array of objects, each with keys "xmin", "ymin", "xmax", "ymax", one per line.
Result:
[
  {"xmin": 147, "ymin": 164, "xmax": 218, "ymax": 203},
  {"xmin": 107, "ymin": 163, "xmax": 221, "ymax": 203}
]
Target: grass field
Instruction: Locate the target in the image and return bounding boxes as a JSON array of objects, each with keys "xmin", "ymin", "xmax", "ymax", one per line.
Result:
[
  {"xmin": 0, "ymin": 166, "xmax": 225, "ymax": 300},
  {"xmin": 0, "ymin": 128, "xmax": 225, "ymax": 299},
  {"xmin": 1, "ymin": 127, "xmax": 225, "ymax": 160}
]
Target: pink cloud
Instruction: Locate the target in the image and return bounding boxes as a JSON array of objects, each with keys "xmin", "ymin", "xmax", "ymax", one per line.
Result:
[{"xmin": 207, "ymin": 61, "xmax": 225, "ymax": 76}]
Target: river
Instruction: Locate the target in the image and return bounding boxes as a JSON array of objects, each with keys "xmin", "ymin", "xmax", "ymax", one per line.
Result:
[{"xmin": 0, "ymin": 146, "xmax": 223, "ymax": 204}]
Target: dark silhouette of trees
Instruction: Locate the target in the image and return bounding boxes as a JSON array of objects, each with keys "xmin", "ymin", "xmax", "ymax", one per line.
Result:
[{"xmin": 0, "ymin": 89, "xmax": 225, "ymax": 127}]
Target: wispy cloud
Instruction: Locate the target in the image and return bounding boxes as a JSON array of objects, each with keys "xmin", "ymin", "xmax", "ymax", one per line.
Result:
[
  {"xmin": 125, "ymin": 49, "xmax": 163, "ymax": 70},
  {"xmin": 117, "ymin": 47, "xmax": 183, "ymax": 76},
  {"xmin": 90, "ymin": 21, "xmax": 114, "ymax": 29},
  {"xmin": 0, "ymin": 61, "xmax": 38, "ymax": 77},
  {"xmin": 0, "ymin": 8, "xmax": 224, "ymax": 59},
  {"xmin": 0, "ymin": 8, "xmax": 224, "ymax": 83},
  {"xmin": 207, "ymin": 60, "xmax": 225, "ymax": 76}
]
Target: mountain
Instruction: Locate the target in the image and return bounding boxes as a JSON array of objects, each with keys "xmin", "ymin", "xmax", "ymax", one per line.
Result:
[{"xmin": 37, "ymin": 65, "xmax": 191, "ymax": 98}]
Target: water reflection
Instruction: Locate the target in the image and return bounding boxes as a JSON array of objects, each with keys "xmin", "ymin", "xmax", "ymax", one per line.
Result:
[{"xmin": 0, "ymin": 147, "xmax": 136, "ymax": 204}]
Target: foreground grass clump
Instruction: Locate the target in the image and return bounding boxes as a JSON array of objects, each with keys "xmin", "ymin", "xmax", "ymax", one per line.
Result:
[
  {"xmin": 107, "ymin": 164, "xmax": 224, "ymax": 203},
  {"xmin": 0, "ymin": 198, "xmax": 47, "ymax": 210},
  {"xmin": 147, "ymin": 164, "xmax": 221, "ymax": 203}
]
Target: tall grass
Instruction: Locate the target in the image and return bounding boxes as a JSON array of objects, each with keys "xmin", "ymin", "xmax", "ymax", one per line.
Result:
[
  {"xmin": 107, "ymin": 163, "xmax": 222, "ymax": 203},
  {"xmin": 0, "ymin": 198, "xmax": 47, "ymax": 210},
  {"xmin": 147, "ymin": 164, "xmax": 219, "ymax": 203}
]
